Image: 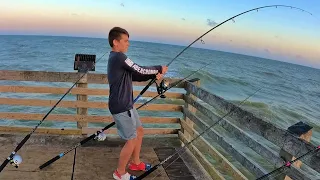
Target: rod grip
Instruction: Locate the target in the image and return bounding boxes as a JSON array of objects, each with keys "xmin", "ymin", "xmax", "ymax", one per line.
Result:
[{"xmin": 39, "ymin": 155, "xmax": 60, "ymax": 169}]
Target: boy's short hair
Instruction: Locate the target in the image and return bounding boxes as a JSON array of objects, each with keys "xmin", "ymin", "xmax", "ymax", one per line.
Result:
[{"xmin": 108, "ymin": 27, "xmax": 130, "ymax": 47}]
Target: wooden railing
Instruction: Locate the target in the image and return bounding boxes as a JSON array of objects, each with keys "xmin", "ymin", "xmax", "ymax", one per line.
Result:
[
  {"xmin": 181, "ymin": 81, "xmax": 320, "ymax": 180},
  {"xmin": 1, "ymin": 70, "xmax": 319, "ymax": 179},
  {"xmin": 0, "ymin": 70, "xmax": 184, "ymax": 136}
]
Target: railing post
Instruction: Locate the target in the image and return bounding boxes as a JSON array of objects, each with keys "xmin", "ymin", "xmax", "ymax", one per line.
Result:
[
  {"xmin": 278, "ymin": 121, "xmax": 313, "ymax": 180},
  {"xmin": 182, "ymin": 78, "xmax": 200, "ymax": 142},
  {"xmin": 76, "ymin": 73, "xmax": 88, "ymax": 130}
]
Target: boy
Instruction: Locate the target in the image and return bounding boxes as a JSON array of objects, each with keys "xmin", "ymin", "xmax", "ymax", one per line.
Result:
[{"xmin": 107, "ymin": 27, "xmax": 168, "ymax": 180}]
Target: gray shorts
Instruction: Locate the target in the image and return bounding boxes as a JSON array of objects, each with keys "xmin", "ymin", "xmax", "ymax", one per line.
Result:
[{"xmin": 112, "ymin": 108, "xmax": 142, "ymax": 140}]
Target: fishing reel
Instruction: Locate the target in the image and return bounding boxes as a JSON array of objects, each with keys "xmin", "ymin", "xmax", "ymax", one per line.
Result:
[
  {"xmin": 156, "ymin": 79, "xmax": 169, "ymax": 98},
  {"xmin": 9, "ymin": 154, "xmax": 22, "ymax": 168},
  {"xmin": 94, "ymin": 131, "xmax": 107, "ymax": 142}
]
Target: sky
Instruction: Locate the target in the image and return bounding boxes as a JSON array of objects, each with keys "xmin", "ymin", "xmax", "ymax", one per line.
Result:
[{"xmin": 0, "ymin": 0, "xmax": 319, "ymax": 69}]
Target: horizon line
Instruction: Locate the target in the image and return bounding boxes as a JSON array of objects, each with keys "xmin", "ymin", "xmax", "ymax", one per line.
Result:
[{"xmin": 1, "ymin": 33, "xmax": 319, "ymax": 71}]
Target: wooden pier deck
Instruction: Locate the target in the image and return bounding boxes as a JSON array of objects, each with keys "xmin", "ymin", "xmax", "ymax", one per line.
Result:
[{"xmin": 0, "ymin": 134, "xmax": 211, "ymax": 180}]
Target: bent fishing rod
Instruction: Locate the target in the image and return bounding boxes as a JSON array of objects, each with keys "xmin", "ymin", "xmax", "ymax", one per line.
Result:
[
  {"xmin": 0, "ymin": 52, "xmax": 108, "ymax": 173},
  {"xmin": 37, "ymin": 4, "xmax": 317, "ymax": 171},
  {"xmin": 133, "ymin": 4, "xmax": 316, "ymax": 103}
]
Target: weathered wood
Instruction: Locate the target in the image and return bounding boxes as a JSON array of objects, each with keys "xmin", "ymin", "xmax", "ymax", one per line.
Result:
[
  {"xmin": 0, "ymin": 70, "xmax": 184, "ymax": 88},
  {"xmin": 0, "ymin": 133, "xmax": 182, "ymax": 148},
  {"xmin": 185, "ymin": 82, "xmax": 320, "ymax": 173},
  {"xmin": 183, "ymin": 79, "xmax": 200, "ymax": 142},
  {"xmin": 182, "ymin": 107, "xmax": 269, "ymax": 178},
  {"xmin": 0, "ymin": 98, "xmax": 182, "ymax": 111},
  {"xmin": 0, "ymin": 112, "xmax": 180, "ymax": 123},
  {"xmin": 0, "ymin": 142, "xmax": 171, "ymax": 180},
  {"xmin": 82, "ymin": 127, "xmax": 179, "ymax": 135},
  {"xmin": 0, "ymin": 85, "xmax": 184, "ymax": 98},
  {"xmin": 76, "ymin": 73, "xmax": 88, "ymax": 129},
  {"xmin": 279, "ymin": 124, "xmax": 313, "ymax": 180},
  {"xmin": 180, "ymin": 120, "xmax": 248, "ymax": 180},
  {"xmin": 0, "ymin": 126, "xmax": 178, "ymax": 136},
  {"xmin": 184, "ymin": 96, "xmax": 316, "ymax": 180},
  {"xmin": 178, "ymin": 131, "xmax": 225, "ymax": 180},
  {"xmin": 154, "ymin": 146, "xmax": 197, "ymax": 180},
  {"xmin": 0, "ymin": 126, "xmax": 81, "ymax": 135}
]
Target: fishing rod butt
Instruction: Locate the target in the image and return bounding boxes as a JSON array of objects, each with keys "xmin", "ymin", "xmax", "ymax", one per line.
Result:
[
  {"xmin": 135, "ymin": 165, "xmax": 159, "ymax": 180},
  {"xmin": 0, "ymin": 159, "xmax": 10, "ymax": 173},
  {"xmin": 39, "ymin": 155, "xmax": 60, "ymax": 170}
]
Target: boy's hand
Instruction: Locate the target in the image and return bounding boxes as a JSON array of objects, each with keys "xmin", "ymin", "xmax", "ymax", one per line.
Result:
[
  {"xmin": 161, "ymin": 66, "xmax": 168, "ymax": 74},
  {"xmin": 156, "ymin": 73, "xmax": 164, "ymax": 80}
]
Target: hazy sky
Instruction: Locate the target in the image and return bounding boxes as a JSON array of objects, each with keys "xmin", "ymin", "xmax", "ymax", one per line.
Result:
[{"xmin": 1, "ymin": 0, "xmax": 319, "ymax": 68}]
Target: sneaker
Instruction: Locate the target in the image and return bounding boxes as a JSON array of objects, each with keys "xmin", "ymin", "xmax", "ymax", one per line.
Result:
[
  {"xmin": 128, "ymin": 162, "xmax": 152, "ymax": 171},
  {"xmin": 113, "ymin": 170, "xmax": 136, "ymax": 180}
]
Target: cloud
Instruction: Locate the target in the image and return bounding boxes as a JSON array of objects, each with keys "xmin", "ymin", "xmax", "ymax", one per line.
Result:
[
  {"xmin": 71, "ymin": 13, "xmax": 79, "ymax": 16},
  {"xmin": 274, "ymin": 35, "xmax": 281, "ymax": 39},
  {"xmin": 207, "ymin": 19, "xmax": 218, "ymax": 27}
]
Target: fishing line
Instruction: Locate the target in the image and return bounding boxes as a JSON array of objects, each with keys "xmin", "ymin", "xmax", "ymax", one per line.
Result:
[
  {"xmin": 133, "ymin": 4, "xmax": 318, "ymax": 102},
  {"xmin": 71, "ymin": 148, "xmax": 77, "ymax": 180},
  {"xmin": 134, "ymin": 5, "xmax": 318, "ymax": 179},
  {"xmin": 145, "ymin": 90, "xmax": 320, "ymax": 180},
  {"xmin": 256, "ymin": 145, "xmax": 320, "ymax": 180},
  {"xmin": 136, "ymin": 87, "xmax": 262, "ymax": 180},
  {"xmin": 148, "ymin": 117, "xmax": 319, "ymax": 180},
  {"xmin": 0, "ymin": 51, "xmax": 108, "ymax": 173}
]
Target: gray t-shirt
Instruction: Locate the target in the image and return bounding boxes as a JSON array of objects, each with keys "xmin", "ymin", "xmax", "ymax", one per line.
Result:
[{"xmin": 107, "ymin": 51, "xmax": 162, "ymax": 114}]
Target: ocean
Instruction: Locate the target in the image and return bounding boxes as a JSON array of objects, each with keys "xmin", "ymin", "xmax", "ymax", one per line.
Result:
[{"xmin": 0, "ymin": 35, "xmax": 319, "ymax": 147}]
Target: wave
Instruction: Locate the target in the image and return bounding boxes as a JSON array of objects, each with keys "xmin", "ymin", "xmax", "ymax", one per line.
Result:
[
  {"xmin": 231, "ymin": 100, "xmax": 269, "ymax": 110},
  {"xmin": 179, "ymin": 68, "xmax": 251, "ymax": 87}
]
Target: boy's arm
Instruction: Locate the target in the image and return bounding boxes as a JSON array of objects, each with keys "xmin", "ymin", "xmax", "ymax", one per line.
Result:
[
  {"xmin": 120, "ymin": 54, "xmax": 163, "ymax": 75},
  {"xmin": 132, "ymin": 72, "xmax": 156, "ymax": 82}
]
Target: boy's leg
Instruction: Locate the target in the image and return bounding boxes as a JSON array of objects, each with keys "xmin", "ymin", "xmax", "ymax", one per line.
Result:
[
  {"xmin": 132, "ymin": 126, "xmax": 144, "ymax": 164},
  {"xmin": 128, "ymin": 108, "xmax": 151, "ymax": 171},
  {"xmin": 112, "ymin": 110, "xmax": 138, "ymax": 175},
  {"xmin": 117, "ymin": 138, "xmax": 136, "ymax": 174}
]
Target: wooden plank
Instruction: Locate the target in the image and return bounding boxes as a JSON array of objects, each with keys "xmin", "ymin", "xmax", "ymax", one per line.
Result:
[
  {"xmin": 0, "ymin": 112, "xmax": 180, "ymax": 123},
  {"xmin": 180, "ymin": 120, "xmax": 247, "ymax": 180},
  {"xmin": 182, "ymin": 107, "xmax": 269, "ymax": 178},
  {"xmin": 153, "ymin": 146, "xmax": 196, "ymax": 180},
  {"xmin": 82, "ymin": 127, "xmax": 179, "ymax": 135},
  {"xmin": 178, "ymin": 131, "xmax": 225, "ymax": 180},
  {"xmin": 183, "ymin": 79, "xmax": 200, "ymax": 142},
  {"xmin": 0, "ymin": 98, "xmax": 182, "ymax": 111},
  {"xmin": 76, "ymin": 73, "xmax": 88, "ymax": 128},
  {"xmin": 184, "ymin": 96, "xmax": 315, "ymax": 180},
  {"xmin": 74, "ymin": 147, "xmax": 170, "ymax": 180},
  {"xmin": 0, "ymin": 144, "xmax": 170, "ymax": 180},
  {"xmin": 0, "ymin": 70, "xmax": 184, "ymax": 88},
  {"xmin": 0, "ymin": 85, "xmax": 184, "ymax": 99},
  {"xmin": 185, "ymin": 82, "xmax": 320, "ymax": 173},
  {"xmin": 0, "ymin": 126, "xmax": 81, "ymax": 135}
]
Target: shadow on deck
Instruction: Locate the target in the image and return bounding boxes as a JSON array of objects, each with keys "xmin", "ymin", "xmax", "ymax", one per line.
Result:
[{"xmin": 0, "ymin": 134, "xmax": 211, "ymax": 180}]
